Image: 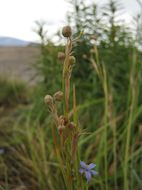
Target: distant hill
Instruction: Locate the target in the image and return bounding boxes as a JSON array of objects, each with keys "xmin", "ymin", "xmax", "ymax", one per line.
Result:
[{"xmin": 0, "ymin": 37, "xmax": 32, "ymax": 46}]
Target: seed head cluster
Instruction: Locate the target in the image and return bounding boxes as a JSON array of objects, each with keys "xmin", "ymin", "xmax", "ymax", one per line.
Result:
[
  {"xmin": 62, "ymin": 26, "xmax": 72, "ymax": 38},
  {"xmin": 44, "ymin": 26, "xmax": 78, "ymax": 136},
  {"xmin": 44, "ymin": 26, "xmax": 97, "ymax": 186}
]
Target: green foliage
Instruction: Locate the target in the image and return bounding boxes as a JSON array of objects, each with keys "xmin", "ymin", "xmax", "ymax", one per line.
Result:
[
  {"xmin": 0, "ymin": 78, "xmax": 27, "ymax": 107},
  {"xmin": 34, "ymin": 21, "xmax": 62, "ymax": 93},
  {"xmin": 0, "ymin": 0, "xmax": 142, "ymax": 189}
]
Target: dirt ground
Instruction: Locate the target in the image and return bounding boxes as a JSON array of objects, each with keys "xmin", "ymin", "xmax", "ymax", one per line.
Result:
[{"xmin": 0, "ymin": 46, "xmax": 40, "ymax": 84}]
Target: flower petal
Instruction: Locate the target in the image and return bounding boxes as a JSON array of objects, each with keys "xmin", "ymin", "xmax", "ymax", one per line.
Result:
[
  {"xmin": 88, "ymin": 163, "xmax": 96, "ymax": 170},
  {"xmin": 79, "ymin": 168, "xmax": 84, "ymax": 174},
  {"xmin": 80, "ymin": 161, "xmax": 87, "ymax": 168},
  {"xmin": 91, "ymin": 170, "xmax": 98, "ymax": 176},
  {"xmin": 85, "ymin": 171, "xmax": 91, "ymax": 182}
]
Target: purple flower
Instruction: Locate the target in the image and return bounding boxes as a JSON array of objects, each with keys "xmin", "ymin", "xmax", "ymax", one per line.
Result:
[{"xmin": 79, "ymin": 161, "xmax": 98, "ymax": 182}]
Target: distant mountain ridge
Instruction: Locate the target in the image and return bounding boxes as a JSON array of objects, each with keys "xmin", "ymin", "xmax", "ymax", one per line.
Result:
[{"xmin": 0, "ymin": 37, "xmax": 32, "ymax": 46}]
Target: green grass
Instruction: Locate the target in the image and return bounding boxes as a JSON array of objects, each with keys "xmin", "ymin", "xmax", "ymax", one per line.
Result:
[
  {"xmin": 0, "ymin": 50, "xmax": 141, "ymax": 189},
  {"xmin": 0, "ymin": 78, "xmax": 27, "ymax": 107},
  {"xmin": 0, "ymin": 31, "xmax": 142, "ymax": 190}
]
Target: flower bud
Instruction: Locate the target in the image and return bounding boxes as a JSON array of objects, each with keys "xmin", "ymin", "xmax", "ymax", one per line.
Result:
[
  {"xmin": 62, "ymin": 26, "xmax": 72, "ymax": 38},
  {"xmin": 44, "ymin": 95, "xmax": 53, "ymax": 105},
  {"xmin": 53, "ymin": 91, "xmax": 63, "ymax": 101},
  {"xmin": 69, "ymin": 56, "xmax": 76, "ymax": 65},
  {"xmin": 58, "ymin": 52, "xmax": 65, "ymax": 61}
]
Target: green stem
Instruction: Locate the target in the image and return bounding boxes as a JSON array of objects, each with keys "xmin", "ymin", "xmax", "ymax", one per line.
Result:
[
  {"xmin": 103, "ymin": 66, "xmax": 108, "ymax": 190},
  {"xmin": 124, "ymin": 51, "xmax": 137, "ymax": 190},
  {"xmin": 85, "ymin": 182, "xmax": 89, "ymax": 190},
  {"xmin": 62, "ymin": 68, "xmax": 65, "ymax": 115},
  {"xmin": 113, "ymin": 127, "xmax": 117, "ymax": 189}
]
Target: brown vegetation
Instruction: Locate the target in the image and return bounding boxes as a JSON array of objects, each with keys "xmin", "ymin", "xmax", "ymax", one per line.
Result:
[{"xmin": 0, "ymin": 46, "xmax": 40, "ymax": 84}]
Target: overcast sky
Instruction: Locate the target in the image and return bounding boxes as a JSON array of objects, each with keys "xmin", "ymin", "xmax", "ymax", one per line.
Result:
[{"xmin": 0, "ymin": 0, "xmax": 141, "ymax": 41}]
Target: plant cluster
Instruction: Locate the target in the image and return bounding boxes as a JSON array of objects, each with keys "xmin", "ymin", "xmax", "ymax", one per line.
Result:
[{"xmin": 44, "ymin": 26, "xmax": 97, "ymax": 190}]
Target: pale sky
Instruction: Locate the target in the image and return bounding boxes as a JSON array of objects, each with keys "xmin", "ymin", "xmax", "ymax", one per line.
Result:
[{"xmin": 0, "ymin": 0, "xmax": 141, "ymax": 42}]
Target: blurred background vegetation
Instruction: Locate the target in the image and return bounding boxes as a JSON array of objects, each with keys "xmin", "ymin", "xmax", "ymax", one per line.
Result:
[{"xmin": 0, "ymin": 0, "xmax": 142, "ymax": 189}]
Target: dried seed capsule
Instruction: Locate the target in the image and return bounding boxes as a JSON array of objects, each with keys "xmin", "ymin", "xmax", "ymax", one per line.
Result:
[
  {"xmin": 68, "ymin": 122, "xmax": 76, "ymax": 129},
  {"xmin": 59, "ymin": 115, "xmax": 68, "ymax": 125},
  {"xmin": 63, "ymin": 117, "xmax": 68, "ymax": 125},
  {"xmin": 58, "ymin": 52, "xmax": 65, "ymax": 61},
  {"xmin": 59, "ymin": 115, "xmax": 64, "ymax": 125},
  {"xmin": 69, "ymin": 56, "xmax": 76, "ymax": 65},
  {"xmin": 53, "ymin": 91, "xmax": 63, "ymax": 101},
  {"xmin": 58, "ymin": 125, "xmax": 66, "ymax": 133},
  {"xmin": 44, "ymin": 95, "xmax": 53, "ymax": 105},
  {"xmin": 62, "ymin": 26, "xmax": 72, "ymax": 37}
]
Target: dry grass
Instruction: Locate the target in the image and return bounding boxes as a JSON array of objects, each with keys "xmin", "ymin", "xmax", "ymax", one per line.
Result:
[{"xmin": 0, "ymin": 46, "xmax": 40, "ymax": 84}]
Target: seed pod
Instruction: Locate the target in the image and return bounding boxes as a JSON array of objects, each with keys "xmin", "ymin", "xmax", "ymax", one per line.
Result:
[
  {"xmin": 63, "ymin": 117, "xmax": 68, "ymax": 125},
  {"xmin": 58, "ymin": 125, "xmax": 66, "ymax": 133},
  {"xmin": 44, "ymin": 95, "xmax": 53, "ymax": 105},
  {"xmin": 59, "ymin": 115, "xmax": 64, "ymax": 126},
  {"xmin": 59, "ymin": 115, "xmax": 68, "ymax": 126},
  {"xmin": 53, "ymin": 91, "xmax": 63, "ymax": 101},
  {"xmin": 58, "ymin": 52, "xmax": 65, "ymax": 61},
  {"xmin": 62, "ymin": 26, "xmax": 72, "ymax": 37},
  {"xmin": 68, "ymin": 122, "xmax": 76, "ymax": 129},
  {"xmin": 69, "ymin": 56, "xmax": 76, "ymax": 65}
]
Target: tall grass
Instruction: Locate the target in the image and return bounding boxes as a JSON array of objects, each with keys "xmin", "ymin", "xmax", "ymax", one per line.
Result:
[
  {"xmin": 0, "ymin": 78, "xmax": 27, "ymax": 107},
  {"xmin": 0, "ymin": 25, "xmax": 142, "ymax": 190}
]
